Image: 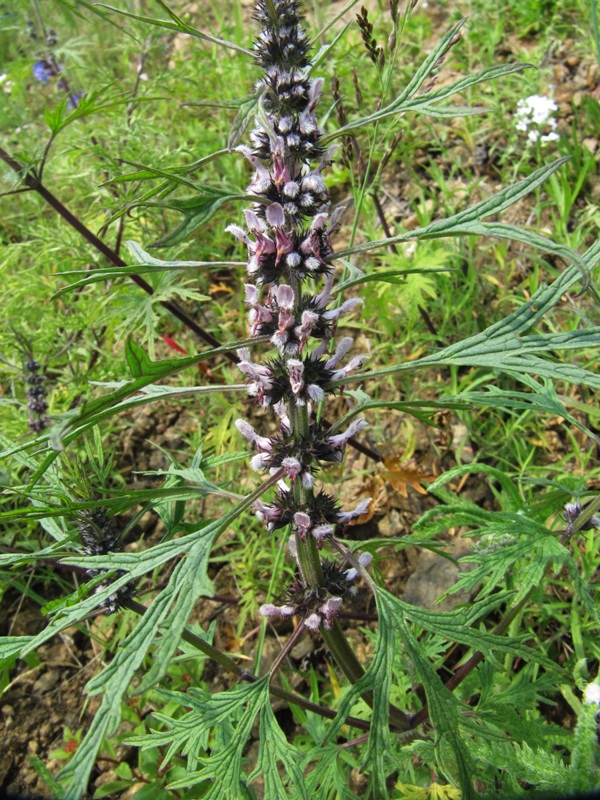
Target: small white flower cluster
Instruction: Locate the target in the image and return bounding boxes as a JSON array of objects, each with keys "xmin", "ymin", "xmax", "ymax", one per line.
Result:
[
  {"xmin": 0, "ymin": 73, "xmax": 14, "ymax": 93},
  {"xmin": 584, "ymin": 681, "xmax": 600, "ymax": 706},
  {"xmin": 514, "ymin": 94, "xmax": 559, "ymax": 145}
]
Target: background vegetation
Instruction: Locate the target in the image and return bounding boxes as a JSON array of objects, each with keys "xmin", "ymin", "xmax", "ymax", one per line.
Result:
[{"xmin": 1, "ymin": 0, "xmax": 599, "ymax": 797}]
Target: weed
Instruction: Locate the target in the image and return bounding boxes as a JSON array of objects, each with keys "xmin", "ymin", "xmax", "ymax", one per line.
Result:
[{"xmin": 1, "ymin": 1, "xmax": 600, "ymax": 798}]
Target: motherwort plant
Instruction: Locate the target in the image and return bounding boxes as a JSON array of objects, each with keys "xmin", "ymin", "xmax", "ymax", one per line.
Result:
[
  {"xmin": 228, "ymin": 0, "xmax": 378, "ymax": 672},
  {"xmin": 3, "ymin": 0, "xmax": 600, "ymax": 797}
]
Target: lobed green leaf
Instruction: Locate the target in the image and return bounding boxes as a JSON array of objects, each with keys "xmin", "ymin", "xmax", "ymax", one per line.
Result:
[{"xmin": 379, "ymin": 593, "xmax": 477, "ymax": 798}]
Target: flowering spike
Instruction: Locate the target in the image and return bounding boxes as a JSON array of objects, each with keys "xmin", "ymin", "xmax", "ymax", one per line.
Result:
[
  {"xmin": 230, "ymin": 0, "xmax": 372, "ymax": 641},
  {"xmin": 23, "ymin": 357, "xmax": 49, "ymax": 432}
]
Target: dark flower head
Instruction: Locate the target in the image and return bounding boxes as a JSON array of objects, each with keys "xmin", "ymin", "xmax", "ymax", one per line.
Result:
[
  {"xmin": 100, "ymin": 582, "xmax": 137, "ymax": 616},
  {"xmin": 237, "ymin": 420, "xmax": 330, "ymax": 486},
  {"xmin": 253, "ymin": 1, "xmax": 310, "ymax": 71},
  {"xmin": 249, "ymin": 123, "xmax": 324, "ymax": 164},
  {"xmin": 262, "ymin": 66, "xmax": 311, "ymax": 114},
  {"xmin": 28, "ymin": 418, "xmax": 47, "ymax": 433},
  {"xmin": 254, "ymin": 488, "xmax": 371, "ymax": 539},
  {"xmin": 241, "ymin": 341, "xmax": 366, "ymax": 408},
  {"xmin": 242, "ymin": 152, "xmax": 329, "ymax": 221},
  {"xmin": 27, "ymin": 395, "xmax": 48, "ymax": 414},
  {"xmin": 227, "ymin": 209, "xmax": 334, "ymax": 286},
  {"xmin": 23, "ymin": 354, "xmax": 49, "ymax": 431},
  {"xmin": 254, "ymin": 25, "xmax": 311, "ymax": 71},
  {"xmin": 24, "ymin": 359, "xmax": 41, "ymax": 372},
  {"xmin": 257, "ymin": 352, "xmax": 334, "ymax": 406},
  {"xmin": 79, "ymin": 508, "xmax": 120, "ymax": 557},
  {"xmin": 563, "ymin": 501, "xmax": 600, "ymax": 531},
  {"xmin": 254, "ymin": 0, "xmax": 305, "ymax": 29},
  {"xmin": 78, "ymin": 508, "xmax": 136, "ymax": 615},
  {"xmin": 264, "ymin": 552, "xmax": 372, "ymax": 630},
  {"xmin": 244, "ymin": 282, "xmax": 348, "ymax": 355}
]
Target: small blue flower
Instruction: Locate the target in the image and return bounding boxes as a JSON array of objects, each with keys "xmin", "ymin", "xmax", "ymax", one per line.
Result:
[
  {"xmin": 33, "ymin": 60, "xmax": 53, "ymax": 84},
  {"xmin": 67, "ymin": 92, "xmax": 84, "ymax": 110}
]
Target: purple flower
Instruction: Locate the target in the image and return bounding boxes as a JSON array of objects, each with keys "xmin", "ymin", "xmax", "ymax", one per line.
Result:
[
  {"xmin": 563, "ymin": 501, "xmax": 600, "ymax": 530},
  {"xmin": 343, "ymin": 552, "xmax": 373, "ymax": 583},
  {"xmin": 33, "ymin": 60, "xmax": 53, "ymax": 84},
  {"xmin": 67, "ymin": 92, "xmax": 84, "ymax": 110},
  {"xmin": 304, "ymin": 613, "xmax": 321, "ymax": 631},
  {"xmin": 259, "ymin": 602, "xmax": 296, "ymax": 619},
  {"xmin": 326, "ymin": 419, "xmax": 369, "ymax": 458},
  {"xmin": 319, "ymin": 597, "xmax": 343, "ymax": 628}
]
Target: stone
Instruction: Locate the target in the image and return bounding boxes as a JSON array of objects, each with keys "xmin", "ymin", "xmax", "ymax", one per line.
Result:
[{"xmin": 402, "ymin": 536, "xmax": 474, "ymax": 611}]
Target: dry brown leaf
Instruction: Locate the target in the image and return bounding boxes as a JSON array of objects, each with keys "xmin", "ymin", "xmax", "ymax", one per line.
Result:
[
  {"xmin": 209, "ymin": 282, "xmax": 235, "ymax": 295},
  {"xmin": 381, "ymin": 455, "xmax": 432, "ymax": 498},
  {"xmin": 218, "ymin": 621, "xmax": 245, "ymax": 654},
  {"xmin": 348, "ymin": 457, "xmax": 432, "ymax": 521}
]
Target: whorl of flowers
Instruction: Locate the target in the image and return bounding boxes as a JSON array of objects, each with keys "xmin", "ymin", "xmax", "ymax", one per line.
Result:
[
  {"xmin": 79, "ymin": 508, "xmax": 136, "ymax": 615},
  {"xmin": 230, "ymin": 0, "xmax": 370, "ymax": 631},
  {"xmin": 563, "ymin": 501, "xmax": 600, "ymax": 532},
  {"xmin": 260, "ymin": 546, "xmax": 373, "ymax": 632},
  {"xmin": 23, "ymin": 358, "xmax": 49, "ymax": 433}
]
